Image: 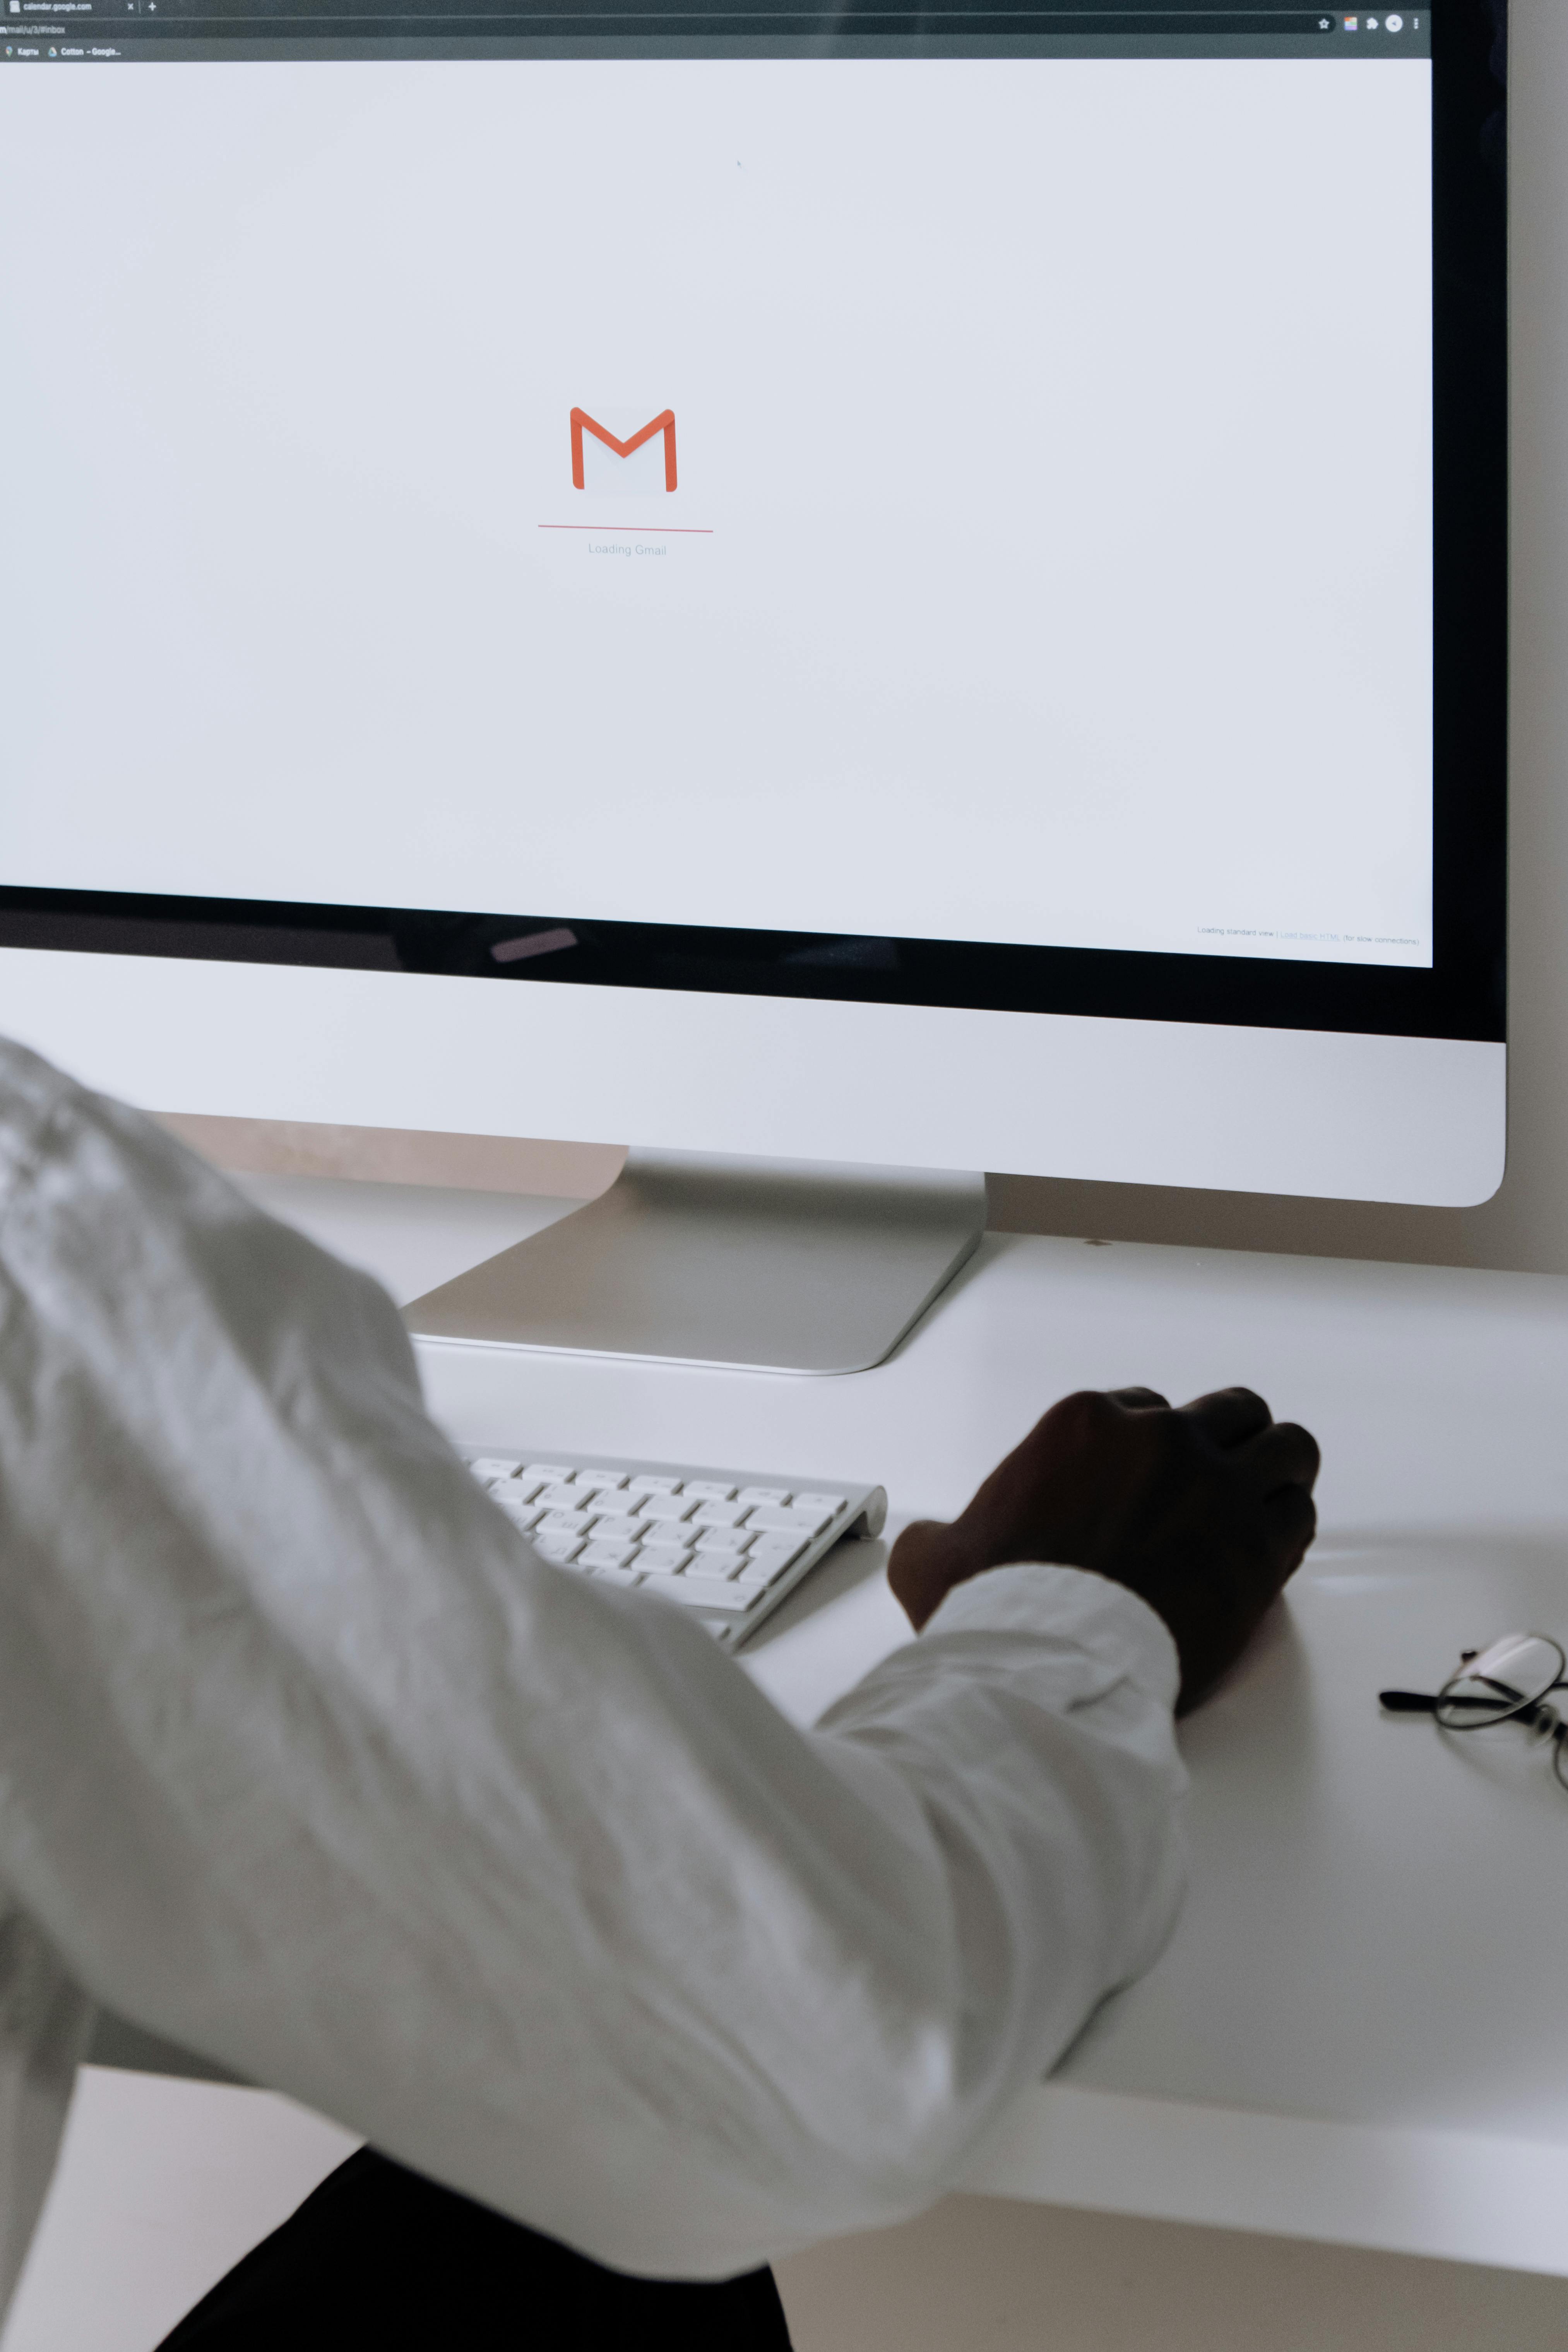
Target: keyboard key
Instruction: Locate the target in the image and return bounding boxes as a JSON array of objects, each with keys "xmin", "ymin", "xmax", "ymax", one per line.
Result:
[
  {"xmin": 735, "ymin": 1564, "xmax": 795, "ymax": 1592},
  {"xmin": 638, "ymin": 1493, "xmax": 696, "ymax": 1523},
  {"xmin": 538, "ymin": 1510, "xmax": 593, "ymax": 1537},
  {"xmin": 524, "ymin": 1464, "xmax": 577, "ymax": 1484},
  {"xmin": 587, "ymin": 1513, "xmax": 647, "ymax": 1544},
  {"xmin": 745, "ymin": 1506, "xmax": 832, "ymax": 1537},
  {"xmin": 635, "ymin": 1544, "xmax": 693, "ymax": 1574},
  {"xmin": 494, "ymin": 1498, "xmax": 545, "ymax": 1530},
  {"xmin": 637, "ymin": 1571, "xmax": 698, "ymax": 1602},
  {"xmin": 627, "ymin": 1475, "xmax": 683, "ymax": 1495},
  {"xmin": 534, "ymin": 1535, "xmax": 585, "ymax": 1563},
  {"xmin": 674, "ymin": 1574, "xmax": 757, "ymax": 1614},
  {"xmin": 682, "ymin": 1481, "xmax": 738, "ymax": 1501},
  {"xmin": 537, "ymin": 1483, "xmax": 584, "ymax": 1512},
  {"xmin": 591, "ymin": 1565, "xmax": 645, "ymax": 1589},
  {"xmin": 572, "ymin": 1470, "xmax": 627, "ymax": 1494},
  {"xmin": 469, "ymin": 1457, "xmax": 523, "ymax": 1482},
  {"xmin": 736, "ymin": 1486, "xmax": 792, "ymax": 1505},
  {"xmin": 748, "ymin": 1534, "xmax": 808, "ymax": 1563},
  {"xmin": 791, "ymin": 1494, "xmax": 847, "ymax": 1518},
  {"xmin": 691, "ymin": 1502, "xmax": 747, "ymax": 1529},
  {"xmin": 694, "ymin": 1528, "xmax": 748, "ymax": 1556},
  {"xmin": 640, "ymin": 1573, "xmax": 753, "ymax": 1614},
  {"xmin": 735, "ymin": 1542, "xmax": 804, "ymax": 1585},
  {"xmin": 582, "ymin": 1541, "xmax": 639, "ymax": 1571}
]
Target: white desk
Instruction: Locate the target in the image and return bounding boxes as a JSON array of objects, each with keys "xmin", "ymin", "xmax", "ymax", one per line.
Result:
[{"xmin": 145, "ymin": 1181, "xmax": 1568, "ymax": 2277}]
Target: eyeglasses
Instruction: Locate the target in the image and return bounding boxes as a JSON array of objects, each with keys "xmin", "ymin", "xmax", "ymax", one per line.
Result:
[{"xmin": 1380, "ymin": 1631, "xmax": 1568, "ymax": 1792}]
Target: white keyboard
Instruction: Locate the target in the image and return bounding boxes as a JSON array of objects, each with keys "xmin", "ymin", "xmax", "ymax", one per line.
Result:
[{"xmin": 459, "ymin": 1445, "xmax": 888, "ymax": 1648}]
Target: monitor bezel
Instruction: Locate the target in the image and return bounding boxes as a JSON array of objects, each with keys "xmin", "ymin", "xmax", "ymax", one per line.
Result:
[{"xmin": 0, "ymin": 1, "xmax": 1506, "ymax": 1046}]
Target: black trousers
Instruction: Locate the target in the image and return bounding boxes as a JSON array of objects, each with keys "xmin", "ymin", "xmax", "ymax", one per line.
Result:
[{"xmin": 155, "ymin": 2147, "xmax": 794, "ymax": 2351}]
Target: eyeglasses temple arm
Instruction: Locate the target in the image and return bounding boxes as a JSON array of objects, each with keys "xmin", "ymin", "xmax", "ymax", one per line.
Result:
[{"xmin": 1378, "ymin": 1688, "xmax": 1543, "ymax": 1715}]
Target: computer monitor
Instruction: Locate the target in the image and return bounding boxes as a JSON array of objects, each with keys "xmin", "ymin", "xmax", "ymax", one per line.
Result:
[{"xmin": 0, "ymin": 0, "xmax": 1505, "ymax": 1369}]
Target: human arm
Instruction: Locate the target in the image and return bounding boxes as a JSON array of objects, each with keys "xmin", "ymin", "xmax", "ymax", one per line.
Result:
[{"xmin": 0, "ymin": 1046, "xmax": 1251, "ymax": 2278}]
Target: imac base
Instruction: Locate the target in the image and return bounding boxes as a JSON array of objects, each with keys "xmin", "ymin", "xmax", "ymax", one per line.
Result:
[{"xmin": 402, "ymin": 1150, "xmax": 988, "ymax": 1375}]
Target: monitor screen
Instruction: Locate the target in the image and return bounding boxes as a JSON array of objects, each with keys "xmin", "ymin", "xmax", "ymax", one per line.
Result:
[{"xmin": 0, "ymin": 3, "xmax": 1505, "ymax": 1052}]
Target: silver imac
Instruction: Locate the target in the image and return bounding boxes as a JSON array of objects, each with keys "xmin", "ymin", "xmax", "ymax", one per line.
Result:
[{"xmin": 0, "ymin": 1, "xmax": 1505, "ymax": 1369}]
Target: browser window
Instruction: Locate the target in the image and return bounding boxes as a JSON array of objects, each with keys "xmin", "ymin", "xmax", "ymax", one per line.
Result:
[{"xmin": 0, "ymin": 9, "xmax": 1436, "ymax": 968}]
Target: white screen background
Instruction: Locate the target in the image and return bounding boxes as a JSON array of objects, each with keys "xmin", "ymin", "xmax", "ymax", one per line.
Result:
[{"xmin": 0, "ymin": 56, "xmax": 1433, "ymax": 964}]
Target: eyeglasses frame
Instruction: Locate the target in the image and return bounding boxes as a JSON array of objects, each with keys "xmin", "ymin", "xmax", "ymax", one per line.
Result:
[{"xmin": 1379, "ymin": 1633, "xmax": 1568, "ymax": 1793}]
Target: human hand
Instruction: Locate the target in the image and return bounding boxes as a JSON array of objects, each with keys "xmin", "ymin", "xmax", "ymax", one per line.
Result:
[{"xmin": 887, "ymin": 1386, "xmax": 1319, "ymax": 1714}]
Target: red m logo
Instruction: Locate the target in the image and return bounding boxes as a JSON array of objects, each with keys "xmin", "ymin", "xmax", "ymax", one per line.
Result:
[{"xmin": 570, "ymin": 407, "xmax": 678, "ymax": 493}]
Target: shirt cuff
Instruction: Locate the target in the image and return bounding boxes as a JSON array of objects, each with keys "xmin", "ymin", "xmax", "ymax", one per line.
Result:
[{"xmin": 921, "ymin": 1560, "xmax": 1181, "ymax": 1712}]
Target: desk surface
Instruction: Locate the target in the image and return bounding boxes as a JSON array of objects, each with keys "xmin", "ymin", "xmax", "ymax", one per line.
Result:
[{"xmin": 240, "ymin": 1177, "xmax": 1568, "ymax": 2277}]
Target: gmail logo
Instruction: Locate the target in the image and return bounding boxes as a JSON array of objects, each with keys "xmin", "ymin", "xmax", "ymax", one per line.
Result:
[{"xmin": 570, "ymin": 406, "xmax": 678, "ymax": 495}]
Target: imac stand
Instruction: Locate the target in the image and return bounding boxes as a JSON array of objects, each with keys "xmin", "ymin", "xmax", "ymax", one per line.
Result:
[{"xmin": 402, "ymin": 1150, "xmax": 987, "ymax": 1375}]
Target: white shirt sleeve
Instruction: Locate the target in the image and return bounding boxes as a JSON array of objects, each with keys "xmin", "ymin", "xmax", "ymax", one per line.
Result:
[{"xmin": 0, "ymin": 1041, "xmax": 1186, "ymax": 2279}]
